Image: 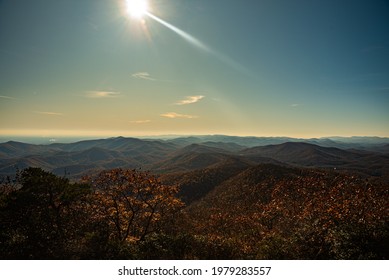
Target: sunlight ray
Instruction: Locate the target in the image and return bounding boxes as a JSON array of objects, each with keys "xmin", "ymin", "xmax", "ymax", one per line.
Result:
[{"xmin": 145, "ymin": 12, "xmax": 252, "ymax": 77}]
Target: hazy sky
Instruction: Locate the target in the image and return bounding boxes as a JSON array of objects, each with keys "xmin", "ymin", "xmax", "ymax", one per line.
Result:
[{"xmin": 1, "ymin": 0, "xmax": 388, "ymax": 138}]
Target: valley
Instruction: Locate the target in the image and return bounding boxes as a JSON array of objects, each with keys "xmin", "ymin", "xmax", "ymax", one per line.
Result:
[
  {"xmin": 1, "ymin": 135, "xmax": 388, "ymax": 259},
  {"xmin": 1, "ymin": 135, "xmax": 388, "ymax": 179}
]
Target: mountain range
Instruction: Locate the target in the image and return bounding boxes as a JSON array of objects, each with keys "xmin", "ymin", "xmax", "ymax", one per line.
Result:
[
  {"xmin": 0, "ymin": 135, "xmax": 388, "ymax": 179},
  {"xmin": 1, "ymin": 135, "xmax": 388, "ymax": 259}
]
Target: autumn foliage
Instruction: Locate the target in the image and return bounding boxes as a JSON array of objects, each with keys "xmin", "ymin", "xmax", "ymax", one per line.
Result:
[
  {"xmin": 0, "ymin": 164, "xmax": 388, "ymax": 259},
  {"xmin": 84, "ymin": 169, "xmax": 184, "ymax": 242},
  {"xmin": 182, "ymin": 165, "xmax": 388, "ymax": 259},
  {"xmin": 0, "ymin": 168, "xmax": 183, "ymax": 259}
]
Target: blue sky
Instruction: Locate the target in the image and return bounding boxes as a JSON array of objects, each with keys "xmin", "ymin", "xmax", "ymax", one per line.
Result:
[{"xmin": 0, "ymin": 0, "xmax": 388, "ymax": 138}]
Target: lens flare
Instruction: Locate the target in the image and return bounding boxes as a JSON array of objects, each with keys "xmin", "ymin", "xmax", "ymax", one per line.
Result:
[
  {"xmin": 146, "ymin": 12, "xmax": 209, "ymax": 52},
  {"xmin": 124, "ymin": 0, "xmax": 251, "ymax": 77},
  {"xmin": 126, "ymin": 0, "xmax": 148, "ymax": 19},
  {"xmin": 145, "ymin": 12, "xmax": 252, "ymax": 77}
]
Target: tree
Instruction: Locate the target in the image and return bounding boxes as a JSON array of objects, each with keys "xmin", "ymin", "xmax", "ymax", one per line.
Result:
[
  {"xmin": 0, "ymin": 168, "xmax": 91, "ymax": 259},
  {"xmin": 84, "ymin": 169, "xmax": 184, "ymax": 243}
]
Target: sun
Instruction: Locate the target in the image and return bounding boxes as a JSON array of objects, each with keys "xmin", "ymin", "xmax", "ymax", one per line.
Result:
[{"xmin": 126, "ymin": 0, "xmax": 149, "ymax": 19}]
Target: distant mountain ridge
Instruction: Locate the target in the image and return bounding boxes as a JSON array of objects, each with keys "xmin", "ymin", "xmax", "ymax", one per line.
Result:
[
  {"xmin": 242, "ymin": 142, "xmax": 362, "ymax": 165},
  {"xmin": 0, "ymin": 135, "xmax": 388, "ymax": 179}
]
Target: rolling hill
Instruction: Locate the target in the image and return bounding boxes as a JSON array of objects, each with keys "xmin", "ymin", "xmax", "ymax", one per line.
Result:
[
  {"xmin": 0, "ymin": 136, "xmax": 388, "ymax": 179},
  {"xmin": 1, "ymin": 136, "xmax": 388, "ymax": 260},
  {"xmin": 180, "ymin": 163, "xmax": 388, "ymax": 259},
  {"xmin": 241, "ymin": 142, "xmax": 389, "ymax": 176}
]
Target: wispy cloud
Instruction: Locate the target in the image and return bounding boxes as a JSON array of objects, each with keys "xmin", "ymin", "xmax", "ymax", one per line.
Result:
[
  {"xmin": 34, "ymin": 111, "xmax": 64, "ymax": 116},
  {"xmin": 290, "ymin": 103, "xmax": 302, "ymax": 107},
  {"xmin": 129, "ymin": 120, "xmax": 151, "ymax": 124},
  {"xmin": 160, "ymin": 112, "xmax": 198, "ymax": 119},
  {"xmin": 0, "ymin": 95, "xmax": 17, "ymax": 100},
  {"xmin": 86, "ymin": 91, "xmax": 121, "ymax": 98},
  {"xmin": 132, "ymin": 72, "xmax": 156, "ymax": 81},
  {"xmin": 175, "ymin": 95, "xmax": 205, "ymax": 105}
]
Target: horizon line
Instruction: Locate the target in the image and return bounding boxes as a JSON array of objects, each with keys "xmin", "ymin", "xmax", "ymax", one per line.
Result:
[
  {"xmin": 1, "ymin": 129, "xmax": 389, "ymax": 139},
  {"xmin": 1, "ymin": 132, "xmax": 389, "ymax": 142}
]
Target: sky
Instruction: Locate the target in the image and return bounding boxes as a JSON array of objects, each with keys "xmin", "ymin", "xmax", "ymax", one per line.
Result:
[{"xmin": 0, "ymin": 0, "xmax": 388, "ymax": 139}]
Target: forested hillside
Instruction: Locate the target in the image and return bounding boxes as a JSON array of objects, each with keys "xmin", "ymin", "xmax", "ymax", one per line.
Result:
[
  {"xmin": 1, "ymin": 136, "xmax": 389, "ymax": 179},
  {"xmin": 1, "ymin": 164, "xmax": 387, "ymax": 259},
  {"xmin": 180, "ymin": 164, "xmax": 388, "ymax": 259}
]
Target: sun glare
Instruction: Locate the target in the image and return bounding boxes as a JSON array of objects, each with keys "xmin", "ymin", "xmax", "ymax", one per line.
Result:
[{"xmin": 126, "ymin": 0, "xmax": 148, "ymax": 19}]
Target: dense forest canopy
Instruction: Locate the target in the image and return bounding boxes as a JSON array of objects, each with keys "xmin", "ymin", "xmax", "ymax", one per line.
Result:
[{"xmin": 1, "ymin": 164, "xmax": 387, "ymax": 259}]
